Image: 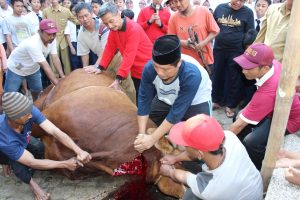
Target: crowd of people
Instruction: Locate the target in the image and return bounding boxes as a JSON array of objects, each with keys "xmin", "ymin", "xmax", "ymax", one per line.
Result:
[{"xmin": 0, "ymin": 0, "xmax": 299, "ymax": 199}]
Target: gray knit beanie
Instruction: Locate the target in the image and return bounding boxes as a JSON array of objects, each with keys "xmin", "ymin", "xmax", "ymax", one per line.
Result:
[{"xmin": 2, "ymin": 92, "xmax": 33, "ymax": 120}]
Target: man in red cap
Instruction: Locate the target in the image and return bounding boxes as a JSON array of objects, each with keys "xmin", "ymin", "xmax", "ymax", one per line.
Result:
[
  {"xmin": 231, "ymin": 43, "xmax": 300, "ymax": 169},
  {"xmin": 160, "ymin": 114, "xmax": 263, "ymax": 200},
  {"xmin": 4, "ymin": 19, "xmax": 65, "ymax": 101}
]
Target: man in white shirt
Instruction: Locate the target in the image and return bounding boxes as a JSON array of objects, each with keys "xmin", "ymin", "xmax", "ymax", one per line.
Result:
[
  {"xmin": 160, "ymin": 114, "xmax": 263, "ymax": 200},
  {"xmin": 4, "ymin": 19, "xmax": 65, "ymax": 100}
]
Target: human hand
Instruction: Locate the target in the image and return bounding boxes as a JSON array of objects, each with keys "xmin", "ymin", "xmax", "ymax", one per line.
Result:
[
  {"xmin": 149, "ymin": 13, "xmax": 157, "ymax": 23},
  {"xmin": 276, "ymin": 158, "xmax": 299, "ymax": 168},
  {"xmin": 277, "ymin": 149, "xmax": 288, "ymax": 159},
  {"xmin": 285, "ymin": 167, "xmax": 300, "ymax": 185},
  {"xmin": 65, "ymin": 157, "xmax": 80, "ymax": 171},
  {"xmin": 70, "ymin": 46, "xmax": 76, "ymax": 55},
  {"xmin": 160, "ymin": 154, "xmax": 179, "ymax": 165},
  {"xmin": 1, "ymin": 164, "xmax": 12, "ymax": 177},
  {"xmin": 83, "ymin": 65, "xmax": 102, "ymax": 74},
  {"xmin": 108, "ymin": 80, "xmax": 123, "ymax": 92},
  {"xmin": 134, "ymin": 133, "xmax": 157, "ymax": 153},
  {"xmin": 195, "ymin": 41, "xmax": 206, "ymax": 52},
  {"xmin": 77, "ymin": 150, "xmax": 92, "ymax": 165},
  {"xmin": 184, "ymin": 39, "xmax": 195, "ymax": 50},
  {"xmin": 160, "ymin": 164, "xmax": 174, "ymax": 177}
]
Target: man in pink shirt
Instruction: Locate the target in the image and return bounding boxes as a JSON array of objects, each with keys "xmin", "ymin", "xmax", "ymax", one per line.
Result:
[{"xmin": 230, "ymin": 43, "xmax": 300, "ymax": 170}]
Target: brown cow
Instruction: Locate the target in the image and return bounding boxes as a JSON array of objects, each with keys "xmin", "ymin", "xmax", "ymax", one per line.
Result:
[{"xmin": 32, "ymin": 69, "xmax": 185, "ymax": 198}]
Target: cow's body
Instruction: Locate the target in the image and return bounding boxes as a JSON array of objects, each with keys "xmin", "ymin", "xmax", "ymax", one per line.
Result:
[{"xmin": 32, "ymin": 69, "xmax": 184, "ymax": 198}]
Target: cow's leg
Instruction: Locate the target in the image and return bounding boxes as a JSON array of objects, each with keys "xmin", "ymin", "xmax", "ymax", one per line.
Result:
[{"xmin": 84, "ymin": 161, "xmax": 114, "ymax": 175}]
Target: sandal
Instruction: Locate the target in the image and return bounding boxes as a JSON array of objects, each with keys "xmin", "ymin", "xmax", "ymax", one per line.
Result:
[{"xmin": 225, "ymin": 107, "xmax": 235, "ymax": 118}]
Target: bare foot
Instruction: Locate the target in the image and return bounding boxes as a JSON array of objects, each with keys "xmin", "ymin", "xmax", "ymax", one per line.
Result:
[
  {"xmin": 1, "ymin": 165, "xmax": 12, "ymax": 177},
  {"xmin": 276, "ymin": 158, "xmax": 300, "ymax": 168},
  {"xmin": 285, "ymin": 167, "xmax": 300, "ymax": 185},
  {"xmin": 29, "ymin": 179, "xmax": 50, "ymax": 200}
]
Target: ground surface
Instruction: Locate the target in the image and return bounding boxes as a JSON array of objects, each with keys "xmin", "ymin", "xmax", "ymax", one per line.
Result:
[{"xmin": 0, "ymin": 109, "xmax": 232, "ymax": 200}]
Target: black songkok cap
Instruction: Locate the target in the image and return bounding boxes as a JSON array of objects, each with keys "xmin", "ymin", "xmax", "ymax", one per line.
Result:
[{"xmin": 152, "ymin": 35, "xmax": 181, "ymax": 65}]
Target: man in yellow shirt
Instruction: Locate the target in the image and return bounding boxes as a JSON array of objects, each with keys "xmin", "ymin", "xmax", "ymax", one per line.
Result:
[{"xmin": 43, "ymin": 0, "xmax": 78, "ymax": 75}]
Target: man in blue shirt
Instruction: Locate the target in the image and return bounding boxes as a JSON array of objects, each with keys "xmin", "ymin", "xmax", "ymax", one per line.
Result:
[
  {"xmin": 0, "ymin": 92, "xmax": 91, "ymax": 200},
  {"xmin": 134, "ymin": 34, "xmax": 212, "ymax": 153}
]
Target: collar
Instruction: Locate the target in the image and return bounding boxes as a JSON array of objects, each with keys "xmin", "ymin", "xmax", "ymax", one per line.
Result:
[
  {"xmin": 280, "ymin": 2, "xmax": 291, "ymax": 16},
  {"xmin": 150, "ymin": 3, "xmax": 163, "ymax": 10},
  {"xmin": 51, "ymin": 4, "xmax": 62, "ymax": 12},
  {"xmin": 255, "ymin": 66, "xmax": 274, "ymax": 87},
  {"xmin": 120, "ymin": 17, "xmax": 127, "ymax": 32},
  {"xmin": 82, "ymin": 18, "xmax": 100, "ymax": 32}
]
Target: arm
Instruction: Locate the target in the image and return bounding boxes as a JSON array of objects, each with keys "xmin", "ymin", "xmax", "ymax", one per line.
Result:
[
  {"xmin": 136, "ymin": 9, "xmax": 151, "ymax": 30},
  {"xmin": 39, "ymin": 119, "xmax": 91, "ymax": 163},
  {"xmin": 195, "ymin": 32, "xmax": 218, "ymax": 52},
  {"xmin": 160, "ymin": 151, "xmax": 192, "ymax": 165},
  {"xmin": 65, "ymin": 34, "xmax": 76, "ymax": 55},
  {"xmin": 50, "ymin": 54, "xmax": 65, "ymax": 78},
  {"xmin": 17, "ymin": 149, "xmax": 78, "ymax": 171},
  {"xmin": 229, "ymin": 116, "xmax": 248, "ymax": 135},
  {"xmin": 81, "ymin": 55, "xmax": 89, "ymax": 67},
  {"xmin": 5, "ymin": 35, "xmax": 14, "ymax": 54},
  {"xmin": 0, "ymin": 44, "xmax": 7, "ymax": 72},
  {"xmin": 160, "ymin": 164, "xmax": 189, "ymax": 185},
  {"xmin": 38, "ymin": 61, "xmax": 60, "ymax": 85}
]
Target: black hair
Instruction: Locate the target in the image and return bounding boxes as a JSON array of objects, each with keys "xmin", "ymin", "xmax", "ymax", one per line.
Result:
[
  {"xmin": 29, "ymin": 0, "xmax": 41, "ymax": 4},
  {"xmin": 11, "ymin": 0, "xmax": 23, "ymax": 6},
  {"xmin": 74, "ymin": 2, "xmax": 92, "ymax": 15},
  {"xmin": 91, "ymin": 0, "xmax": 103, "ymax": 5},
  {"xmin": 255, "ymin": 0, "xmax": 272, "ymax": 6},
  {"xmin": 121, "ymin": 8, "xmax": 134, "ymax": 19},
  {"xmin": 209, "ymin": 143, "xmax": 224, "ymax": 156},
  {"xmin": 243, "ymin": 29, "xmax": 258, "ymax": 50}
]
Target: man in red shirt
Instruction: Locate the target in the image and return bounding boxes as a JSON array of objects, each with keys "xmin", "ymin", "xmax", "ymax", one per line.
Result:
[
  {"xmin": 84, "ymin": 2, "xmax": 153, "ymax": 102},
  {"xmin": 137, "ymin": 0, "xmax": 171, "ymax": 43},
  {"xmin": 230, "ymin": 43, "xmax": 300, "ymax": 170}
]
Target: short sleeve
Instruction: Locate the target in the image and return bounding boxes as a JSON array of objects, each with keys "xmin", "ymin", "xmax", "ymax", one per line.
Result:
[{"xmin": 32, "ymin": 106, "xmax": 46, "ymax": 125}]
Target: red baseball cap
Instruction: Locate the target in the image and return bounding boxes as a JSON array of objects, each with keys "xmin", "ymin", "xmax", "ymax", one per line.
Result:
[
  {"xmin": 234, "ymin": 43, "xmax": 274, "ymax": 70},
  {"xmin": 169, "ymin": 114, "xmax": 225, "ymax": 152},
  {"xmin": 39, "ymin": 19, "xmax": 59, "ymax": 34}
]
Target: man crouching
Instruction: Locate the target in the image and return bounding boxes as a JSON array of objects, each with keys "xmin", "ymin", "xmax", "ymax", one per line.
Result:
[{"xmin": 0, "ymin": 92, "xmax": 91, "ymax": 200}]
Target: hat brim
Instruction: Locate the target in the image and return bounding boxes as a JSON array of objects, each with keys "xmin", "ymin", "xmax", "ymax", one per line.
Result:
[
  {"xmin": 44, "ymin": 28, "xmax": 58, "ymax": 34},
  {"xmin": 234, "ymin": 54, "xmax": 259, "ymax": 70},
  {"xmin": 169, "ymin": 122, "xmax": 190, "ymax": 147}
]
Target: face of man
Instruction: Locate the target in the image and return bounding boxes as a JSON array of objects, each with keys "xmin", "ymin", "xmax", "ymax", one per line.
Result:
[
  {"xmin": 125, "ymin": 0, "xmax": 134, "ymax": 9},
  {"xmin": 14, "ymin": 113, "xmax": 32, "ymax": 126},
  {"xmin": 153, "ymin": 60, "xmax": 181, "ymax": 83},
  {"xmin": 92, "ymin": 3, "xmax": 101, "ymax": 16},
  {"xmin": 255, "ymin": 0, "xmax": 269, "ymax": 19},
  {"xmin": 40, "ymin": 30, "xmax": 56, "ymax": 45},
  {"xmin": 62, "ymin": 0, "xmax": 71, "ymax": 9},
  {"xmin": 13, "ymin": 1, "xmax": 24, "ymax": 16},
  {"xmin": 114, "ymin": 0, "xmax": 125, "ymax": 11},
  {"xmin": 77, "ymin": 8, "xmax": 93, "ymax": 29},
  {"xmin": 50, "ymin": 0, "xmax": 59, "ymax": 7},
  {"xmin": 139, "ymin": 0, "xmax": 146, "ymax": 9},
  {"xmin": 172, "ymin": 0, "xmax": 190, "ymax": 13},
  {"xmin": 0, "ymin": 0, "xmax": 7, "ymax": 7},
  {"xmin": 242, "ymin": 66, "xmax": 268, "ymax": 80},
  {"xmin": 230, "ymin": 0, "xmax": 246, "ymax": 10},
  {"xmin": 31, "ymin": 0, "xmax": 41, "ymax": 11},
  {"xmin": 101, "ymin": 12, "xmax": 122, "ymax": 31},
  {"xmin": 152, "ymin": 0, "xmax": 162, "ymax": 6}
]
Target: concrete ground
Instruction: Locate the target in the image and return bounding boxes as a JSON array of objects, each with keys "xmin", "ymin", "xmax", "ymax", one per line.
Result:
[{"xmin": 0, "ymin": 109, "xmax": 232, "ymax": 200}]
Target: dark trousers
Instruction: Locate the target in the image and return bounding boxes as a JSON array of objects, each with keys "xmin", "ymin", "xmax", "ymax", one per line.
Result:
[
  {"xmin": 149, "ymin": 95, "xmax": 211, "ymax": 126},
  {"xmin": 70, "ymin": 42, "xmax": 82, "ymax": 71},
  {"xmin": 132, "ymin": 77, "xmax": 140, "ymax": 105},
  {"xmin": 0, "ymin": 137, "xmax": 44, "ymax": 184},
  {"xmin": 212, "ymin": 50, "xmax": 245, "ymax": 108},
  {"xmin": 237, "ymin": 117, "xmax": 290, "ymax": 170}
]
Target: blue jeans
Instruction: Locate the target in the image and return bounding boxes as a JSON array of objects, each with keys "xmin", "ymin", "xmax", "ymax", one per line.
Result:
[{"xmin": 4, "ymin": 69, "xmax": 43, "ymax": 93}]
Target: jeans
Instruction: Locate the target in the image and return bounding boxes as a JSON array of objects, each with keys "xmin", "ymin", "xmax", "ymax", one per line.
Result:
[
  {"xmin": 0, "ymin": 137, "xmax": 44, "ymax": 184},
  {"xmin": 4, "ymin": 69, "xmax": 43, "ymax": 93}
]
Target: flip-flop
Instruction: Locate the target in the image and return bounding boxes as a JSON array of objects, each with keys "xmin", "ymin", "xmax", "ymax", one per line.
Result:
[{"xmin": 225, "ymin": 107, "xmax": 235, "ymax": 118}]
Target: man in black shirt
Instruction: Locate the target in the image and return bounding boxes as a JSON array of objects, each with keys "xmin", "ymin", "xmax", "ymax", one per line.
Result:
[{"xmin": 212, "ymin": 0, "xmax": 254, "ymax": 118}]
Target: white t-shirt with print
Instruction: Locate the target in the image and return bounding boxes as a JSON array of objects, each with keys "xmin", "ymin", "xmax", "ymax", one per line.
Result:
[
  {"xmin": 7, "ymin": 33, "xmax": 57, "ymax": 76},
  {"xmin": 186, "ymin": 131, "xmax": 263, "ymax": 200}
]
